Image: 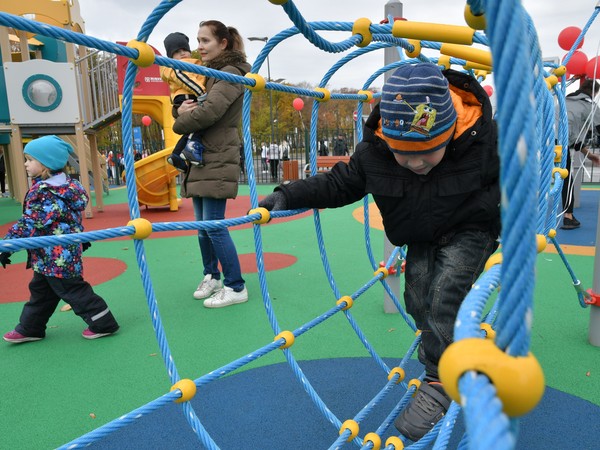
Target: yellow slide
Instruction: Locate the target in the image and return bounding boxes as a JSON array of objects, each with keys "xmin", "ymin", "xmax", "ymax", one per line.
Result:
[{"xmin": 131, "ymin": 147, "xmax": 181, "ymax": 211}]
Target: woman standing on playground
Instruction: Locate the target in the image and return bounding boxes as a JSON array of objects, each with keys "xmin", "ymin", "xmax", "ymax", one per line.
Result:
[{"xmin": 173, "ymin": 20, "xmax": 250, "ymax": 308}]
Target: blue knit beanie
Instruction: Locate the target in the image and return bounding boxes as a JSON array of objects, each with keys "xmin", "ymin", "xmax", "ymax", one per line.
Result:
[
  {"xmin": 24, "ymin": 135, "xmax": 75, "ymax": 171},
  {"xmin": 379, "ymin": 63, "xmax": 457, "ymax": 154}
]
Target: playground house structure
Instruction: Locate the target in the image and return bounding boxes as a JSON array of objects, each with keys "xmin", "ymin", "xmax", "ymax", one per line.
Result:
[
  {"xmin": 1, "ymin": 1, "xmax": 600, "ymax": 449},
  {"xmin": 0, "ymin": 0, "xmax": 182, "ymax": 213}
]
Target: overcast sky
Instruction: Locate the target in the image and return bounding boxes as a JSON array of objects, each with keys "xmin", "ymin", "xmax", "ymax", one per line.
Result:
[{"xmin": 76, "ymin": 0, "xmax": 600, "ymax": 90}]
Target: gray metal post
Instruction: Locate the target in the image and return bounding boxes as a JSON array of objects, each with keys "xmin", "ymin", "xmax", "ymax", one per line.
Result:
[
  {"xmin": 572, "ymin": 154, "xmax": 583, "ymax": 208},
  {"xmin": 589, "ymin": 195, "xmax": 600, "ymax": 346},
  {"xmin": 383, "ymin": 0, "xmax": 403, "ymax": 313}
]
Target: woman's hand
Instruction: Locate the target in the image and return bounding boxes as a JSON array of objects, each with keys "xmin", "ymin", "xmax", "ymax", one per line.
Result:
[{"xmin": 177, "ymin": 99, "xmax": 198, "ymax": 115}]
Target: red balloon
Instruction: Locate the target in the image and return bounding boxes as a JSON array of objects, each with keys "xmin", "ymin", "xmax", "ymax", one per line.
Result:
[
  {"xmin": 558, "ymin": 26, "xmax": 584, "ymax": 51},
  {"xmin": 292, "ymin": 97, "xmax": 304, "ymax": 111},
  {"xmin": 586, "ymin": 56, "xmax": 600, "ymax": 79},
  {"xmin": 141, "ymin": 115, "xmax": 152, "ymax": 126},
  {"xmin": 483, "ymin": 85, "xmax": 494, "ymax": 96},
  {"xmin": 563, "ymin": 51, "xmax": 588, "ymax": 76}
]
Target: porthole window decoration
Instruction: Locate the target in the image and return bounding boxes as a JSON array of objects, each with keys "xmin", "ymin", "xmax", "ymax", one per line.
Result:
[{"xmin": 22, "ymin": 74, "xmax": 62, "ymax": 112}]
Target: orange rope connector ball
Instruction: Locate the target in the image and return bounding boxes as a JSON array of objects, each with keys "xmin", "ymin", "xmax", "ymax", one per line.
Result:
[
  {"xmin": 357, "ymin": 90, "xmax": 374, "ymax": 103},
  {"xmin": 248, "ymin": 207, "xmax": 271, "ymax": 224},
  {"xmin": 339, "ymin": 419, "xmax": 359, "ymax": 441},
  {"xmin": 439, "ymin": 338, "xmax": 545, "ymax": 417},
  {"xmin": 352, "ymin": 18, "xmax": 373, "ymax": 48},
  {"xmin": 387, "ymin": 367, "xmax": 406, "ymax": 383},
  {"xmin": 336, "ymin": 296, "xmax": 354, "ymax": 310},
  {"xmin": 126, "ymin": 40, "xmax": 155, "ymax": 67},
  {"xmin": 314, "ymin": 87, "xmax": 331, "ymax": 102},
  {"xmin": 274, "ymin": 330, "xmax": 295, "ymax": 348},
  {"xmin": 170, "ymin": 378, "xmax": 197, "ymax": 403},
  {"xmin": 385, "ymin": 436, "xmax": 405, "ymax": 449},
  {"xmin": 363, "ymin": 432, "xmax": 382, "ymax": 450},
  {"xmin": 127, "ymin": 218, "xmax": 152, "ymax": 240},
  {"xmin": 404, "ymin": 39, "xmax": 421, "ymax": 58},
  {"xmin": 586, "ymin": 289, "xmax": 600, "ymax": 306},
  {"xmin": 244, "ymin": 73, "xmax": 266, "ymax": 92},
  {"xmin": 464, "ymin": 5, "xmax": 486, "ymax": 30}
]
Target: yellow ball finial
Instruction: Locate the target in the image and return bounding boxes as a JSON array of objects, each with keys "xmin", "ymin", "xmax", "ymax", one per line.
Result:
[{"xmin": 127, "ymin": 218, "xmax": 153, "ymax": 240}]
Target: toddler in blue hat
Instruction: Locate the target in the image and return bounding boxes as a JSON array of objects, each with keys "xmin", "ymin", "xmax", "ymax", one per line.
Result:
[
  {"xmin": 1, "ymin": 135, "xmax": 119, "ymax": 344},
  {"xmin": 259, "ymin": 63, "xmax": 501, "ymax": 441}
]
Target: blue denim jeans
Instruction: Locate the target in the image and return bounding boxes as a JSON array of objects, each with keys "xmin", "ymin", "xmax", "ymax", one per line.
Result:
[
  {"xmin": 192, "ymin": 196, "xmax": 245, "ymax": 291},
  {"xmin": 404, "ymin": 229, "xmax": 498, "ymax": 380}
]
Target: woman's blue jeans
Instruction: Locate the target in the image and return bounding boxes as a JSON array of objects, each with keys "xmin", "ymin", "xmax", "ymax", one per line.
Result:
[
  {"xmin": 192, "ymin": 196, "xmax": 245, "ymax": 291},
  {"xmin": 404, "ymin": 229, "xmax": 498, "ymax": 380}
]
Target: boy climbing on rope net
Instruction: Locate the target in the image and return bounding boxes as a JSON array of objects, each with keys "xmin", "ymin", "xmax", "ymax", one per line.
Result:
[{"xmin": 260, "ymin": 63, "xmax": 501, "ymax": 441}]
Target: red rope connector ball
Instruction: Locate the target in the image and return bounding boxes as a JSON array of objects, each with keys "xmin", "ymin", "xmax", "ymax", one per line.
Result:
[{"xmin": 586, "ymin": 289, "xmax": 600, "ymax": 306}]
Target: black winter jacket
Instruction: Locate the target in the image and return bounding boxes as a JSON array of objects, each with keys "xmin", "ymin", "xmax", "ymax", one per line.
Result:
[{"xmin": 277, "ymin": 69, "xmax": 500, "ymax": 246}]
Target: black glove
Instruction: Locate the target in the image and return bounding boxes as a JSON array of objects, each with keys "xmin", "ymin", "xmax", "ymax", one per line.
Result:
[
  {"xmin": 82, "ymin": 242, "xmax": 92, "ymax": 252},
  {"xmin": 258, "ymin": 191, "xmax": 288, "ymax": 211},
  {"xmin": 0, "ymin": 252, "xmax": 12, "ymax": 269}
]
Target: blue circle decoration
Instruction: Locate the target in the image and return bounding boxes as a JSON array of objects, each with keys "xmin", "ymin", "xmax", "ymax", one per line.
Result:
[{"xmin": 22, "ymin": 74, "xmax": 62, "ymax": 112}]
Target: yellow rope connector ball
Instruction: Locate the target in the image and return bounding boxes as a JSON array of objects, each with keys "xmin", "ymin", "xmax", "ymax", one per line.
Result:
[
  {"xmin": 363, "ymin": 432, "xmax": 382, "ymax": 450},
  {"xmin": 464, "ymin": 5, "xmax": 486, "ymax": 30},
  {"xmin": 554, "ymin": 145, "xmax": 563, "ymax": 163},
  {"xmin": 126, "ymin": 40, "xmax": 155, "ymax": 68},
  {"xmin": 357, "ymin": 90, "xmax": 373, "ymax": 103},
  {"xmin": 374, "ymin": 267, "xmax": 389, "ymax": 279},
  {"xmin": 439, "ymin": 338, "xmax": 545, "ymax": 417},
  {"xmin": 352, "ymin": 18, "xmax": 373, "ymax": 47},
  {"xmin": 336, "ymin": 296, "xmax": 354, "ymax": 310},
  {"xmin": 404, "ymin": 39, "xmax": 421, "ymax": 58},
  {"xmin": 314, "ymin": 87, "xmax": 331, "ymax": 102},
  {"xmin": 415, "ymin": 329, "xmax": 422, "ymax": 337},
  {"xmin": 548, "ymin": 229, "xmax": 557, "ymax": 239},
  {"xmin": 480, "ymin": 323, "xmax": 496, "ymax": 340},
  {"xmin": 248, "ymin": 207, "xmax": 271, "ymax": 224},
  {"xmin": 170, "ymin": 378, "xmax": 197, "ymax": 403},
  {"xmin": 552, "ymin": 167, "xmax": 569, "ymax": 180},
  {"xmin": 484, "ymin": 252, "xmax": 503, "ymax": 271},
  {"xmin": 536, "ymin": 234, "xmax": 547, "ymax": 253},
  {"xmin": 244, "ymin": 73, "xmax": 266, "ymax": 92},
  {"xmin": 339, "ymin": 419, "xmax": 359, "ymax": 441},
  {"xmin": 407, "ymin": 378, "xmax": 421, "ymax": 397},
  {"xmin": 387, "ymin": 367, "xmax": 406, "ymax": 383},
  {"xmin": 274, "ymin": 330, "xmax": 295, "ymax": 349},
  {"xmin": 385, "ymin": 436, "xmax": 405, "ymax": 449},
  {"xmin": 553, "ymin": 65, "xmax": 567, "ymax": 77},
  {"xmin": 437, "ymin": 55, "xmax": 451, "ymax": 70},
  {"xmin": 268, "ymin": 0, "xmax": 288, "ymax": 4},
  {"xmin": 545, "ymin": 75, "xmax": 559, "ymax": 90},
  {"xmin": 127, "ymin": 218, "xmax": 153, "ymax": 240}
]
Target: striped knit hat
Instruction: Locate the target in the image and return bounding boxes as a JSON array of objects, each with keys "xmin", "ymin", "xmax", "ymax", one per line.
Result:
[{"xmin": 379, "ymin": 63, "xmax": 457, "ymax": 154}]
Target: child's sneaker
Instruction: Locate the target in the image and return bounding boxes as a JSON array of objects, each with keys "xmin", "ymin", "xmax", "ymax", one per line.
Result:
[
  {"xmin": 82, "ymin": 328, "xmax": 117, "ymax": 340},
  {"xmin": 193, "ymin": 274, "xmax": 222, "ymax": 299},
  {"xmin": 203, "ymin": 286, "xmax": 248, "ymax": 308},
  {"xmin": 3, "ymin": 330, "xmax": 43, "ymax": 343},
  {"xmin": 167, "ymin": 153, "xmax": 189, "ymax": 173},
  {"xmin": 181, "ymin": 140, "xmax": 204, "ymax": 166}
]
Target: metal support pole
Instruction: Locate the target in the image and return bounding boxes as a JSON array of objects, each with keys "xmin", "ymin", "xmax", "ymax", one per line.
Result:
[
  {"xmin": 589, "ymin": 195, "xmax": 600, "ymax": 346},
  {"xmin": 383, "ymin": 0, "xmax": 403, "ymax": 313}
]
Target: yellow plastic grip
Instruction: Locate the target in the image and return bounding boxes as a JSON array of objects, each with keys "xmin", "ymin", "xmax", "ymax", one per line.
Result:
[
  {"xmin": 170, "ymin": 379, "xmax": 197, "ymax": 403},
  {"xmin": 387, "ymin": 367, "xmax": 406, "ymax": 383},
  {"xmin": 484, "ymin": 252, "xmax": 503, "ymax": 271},
  {"xmin": 385, "ymin": 436, "xmax": 405, "ymax": 449},
  {"xmin": 440, "ymin": 43, "xmax": 492, "ymax": 68},
  {"xmin": 374, "ymin": 267, "xmax": 389, "ymax": 279},
  {"xmin": 314, "ymin": 87, "xmax": 331, "ymax": 102},
  {"xmin": 357, "ymin": 90, "xmax": 373, "ymax": 103},
  {"xmin": 126, "ymin": 40, "xmax": 155, "ymax": 67},
  {"xmin": 339, "ymin": 419, "xmax": 359, "ymax": 441},
  {"xmin": 248, "ymin": 207, "xmax": 270, "ymax": 224},
  {"xmin": 392, "ymin": 21, "xmax": 475, "ymax": 45},
  {"xmin": 363, "ymin": 432, "xmax": 381, "ymax": 450},
  {"xmin": 464, "ymin": 5, "xmax": 486, "ymax": 30},
  {"xmin": 336, "ymin": 296, "xmax": 354, "ymax": 310},
  {"xmin": 404, "ymin": 39, "xmax": 421, "ymax": 58},
  {"xmin": 127, "ymin": 218, "xmax": 152, "ymax": 240},
  {"xmin": 352, "ymin": 18, "xmax": 372, "ymax": 47},
  {"xmin": 244, "ymin": 73, "xmax": 266, "ymax": 92},
  {"xmin": 274, "ymin": 330, "xmax": 295, "ymax": 349},
  {"xmin": 438, "ymin": 338, "xmax": 545, "ymax": 417}
]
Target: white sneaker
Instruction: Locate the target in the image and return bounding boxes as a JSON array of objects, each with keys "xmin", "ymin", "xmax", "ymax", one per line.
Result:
[
  {"xmin": 193, "ymin": 275, "xmax": 222, "ymax": 300},
  {"xmin": 203, "ymin": 286, "xmax": 248, "ymax": 308}
]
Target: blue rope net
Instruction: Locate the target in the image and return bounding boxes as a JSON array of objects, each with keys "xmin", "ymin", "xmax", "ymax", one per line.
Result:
[{"xmin": 0, "ymin": 1, "xmax": 597, "ymax": 448}]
